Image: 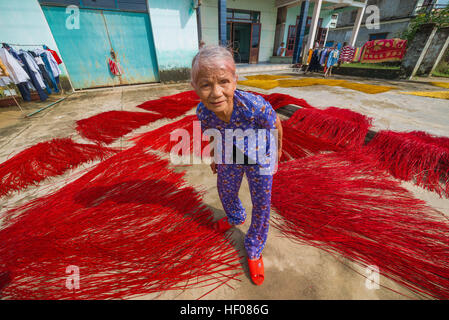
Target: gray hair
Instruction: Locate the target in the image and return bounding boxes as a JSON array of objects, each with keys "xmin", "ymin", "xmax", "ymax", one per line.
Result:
[{"xmin": 191, "ymin": 45, "xmax": 236, "ymax": 85}]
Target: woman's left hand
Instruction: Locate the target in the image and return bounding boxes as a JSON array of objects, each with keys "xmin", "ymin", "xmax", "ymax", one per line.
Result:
[{"xmin": 275, "ymin": 115, "xmax": 283, "ymax": 164}]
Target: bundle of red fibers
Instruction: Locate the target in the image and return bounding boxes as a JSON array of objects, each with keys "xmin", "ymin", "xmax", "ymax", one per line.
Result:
[
  {"xmin": 130, "ymin": 115, "xmax": 210, "ymax": 158},
  {"xmin": 409, "ymin": 131, "xmax": 449, "ymax": 151},
  {"xmin": 160, "ymin": 90, "xmax": 200, "ymax": 101},
  {"xmin": 271, "ymin": 150, "xmax": 449, "ymax": 299},
  {"xmin": 247, "ymin": 91, "xmax": 315, "ymax": 110},
  {"xmin": 0, "ymin": 147, "xmax": 242, "ymax": 299},
  {"xmin": 75, "ymin": 111, "xmax": 163, "ymax": 144},
  {"xmin": 286, "ymin": 106, "xmax": 372, "ymax": 149},
  {"xmin": 136, "ymin": 90, "xmax": 200, "ymax": 119},
  {"xmin": 280, "ymin": 121, "xmax": 340, "ymax": 162},
  {"xmin": 366, "ymin": 130, "xmax": 449, "ymax": 198},
  {"xmin": 0, "ymin": 138, "xmax": 118, "ymax": 198}
]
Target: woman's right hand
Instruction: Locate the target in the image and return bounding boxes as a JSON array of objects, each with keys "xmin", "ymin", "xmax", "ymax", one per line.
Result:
[{"xmin": 210, "ymin": 161, "xmax": 217, "ymax": 174}]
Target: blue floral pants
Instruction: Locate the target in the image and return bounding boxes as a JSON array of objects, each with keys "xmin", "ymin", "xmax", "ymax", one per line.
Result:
[{"xmin": 217, "ymin": 163, "xmax": 273, "ymax": 260}]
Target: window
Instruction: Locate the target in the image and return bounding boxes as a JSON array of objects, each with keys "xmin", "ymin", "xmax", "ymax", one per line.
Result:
[
  {"xmin": 227, "ymin": 9, "xmax": 260, "ymax": 23},
  {"xmin": 234, "ymin": 11, "xmax": 251, "ymax": 20},
  {"xmin": 302, "ymin": 16, "xmax": 322, "ymax": 27},
  {"xmin": 306, "ymin": 16, "xmax": 312, "ymax": 26},
  {"xmin": 369, "ymin": 32, "xmax": 388, "ymax": 40}
]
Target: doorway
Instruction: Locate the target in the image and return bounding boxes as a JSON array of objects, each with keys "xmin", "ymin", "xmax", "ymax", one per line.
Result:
[
  {"xmin": 226, "ymin": 9, "xmax": 261, "ymax": 64},
  {"xmin": 227, "ymin": 23, "xmax": 251, "ymax": 63},
  {"xmin": 41, "ymin": 5, "xmax": 159, "ymax": 89}
]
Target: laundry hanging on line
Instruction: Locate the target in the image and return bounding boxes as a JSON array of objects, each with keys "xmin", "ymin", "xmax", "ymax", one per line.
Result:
[
  {"xmin": 108, "ymin": 58, "xmax": 123, "ymax": 76},
  {"xmin": 307, "ymin": 47, "xmax": 340, "ymax": 73},
  {"xmin": 339, "ymin": 45, "xmax": 356, "ymax": 63},
  {"xmin": 0, "ymin": 43, "xmax": 63, "ymax": 102}
]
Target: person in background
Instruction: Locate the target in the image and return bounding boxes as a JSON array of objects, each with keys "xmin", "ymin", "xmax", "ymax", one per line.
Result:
[
  {"xmin": 277, "ymin": 42, "xmax": 286, "ymax": 56},
  {"xmin": 324, "ymin": 45, "xmax": 340, "ymax": 78}
]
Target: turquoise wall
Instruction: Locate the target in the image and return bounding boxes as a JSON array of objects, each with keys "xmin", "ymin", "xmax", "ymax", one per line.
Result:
[
  {"xmin": 282, "ymin": 5, "xmax": 302, "ymax": 45},
  {"xmin": 0, "ymin": 0, "xmax": 69, "ymax": 78},
  {"xmin": 147, "ymin": 0, "xmax": 199, "ymax": 72}
]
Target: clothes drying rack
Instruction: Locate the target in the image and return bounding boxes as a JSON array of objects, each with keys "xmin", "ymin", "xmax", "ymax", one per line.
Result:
[{"xmin": 0, "ymin": 42, "xmax": 63, "ymax": 114}]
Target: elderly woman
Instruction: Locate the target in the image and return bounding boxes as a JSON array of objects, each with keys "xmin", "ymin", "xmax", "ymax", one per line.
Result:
[{"xmin": 191, "ymin": 46, "xmax": 283, "ymax": 286}]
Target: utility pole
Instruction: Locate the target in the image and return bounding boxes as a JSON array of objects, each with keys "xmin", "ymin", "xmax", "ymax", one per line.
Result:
[{"xmin": 195, "ymin": 0, "xmax": 202, "ymax": 46}]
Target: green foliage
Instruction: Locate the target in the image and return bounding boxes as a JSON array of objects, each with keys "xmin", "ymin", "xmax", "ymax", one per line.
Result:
[
  {"xmin": 339, "ymin": 62, "xmax": 400, "ymax": 70},
  {"xmin": 401, "ymin": 7, "xmax": 449, "ymax": 44}
]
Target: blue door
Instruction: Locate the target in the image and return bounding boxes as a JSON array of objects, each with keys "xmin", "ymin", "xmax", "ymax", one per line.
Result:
[{"xmin": 41, "ymin": 6, "xmax": 159, "ymax": 89}]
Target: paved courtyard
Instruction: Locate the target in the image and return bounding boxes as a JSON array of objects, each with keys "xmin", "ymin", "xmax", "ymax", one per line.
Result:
[{"xmin": 1, "ymin": 73, "xmax": 448, "ymax": 299}]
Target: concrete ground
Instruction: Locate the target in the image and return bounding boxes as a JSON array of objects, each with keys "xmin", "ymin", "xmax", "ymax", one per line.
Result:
[{"xmin": 0, "ymin": 73, "xmax": 448, "ymax": 300}]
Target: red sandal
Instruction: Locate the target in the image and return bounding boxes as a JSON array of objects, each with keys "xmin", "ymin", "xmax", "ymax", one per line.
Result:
[
  {"xmin": 213, "ymin": 217, "xmax": 244, "ymax": 233},
  {"xmin": 247, "ymin": 256, "xmax": 264, "ymax": 285}
]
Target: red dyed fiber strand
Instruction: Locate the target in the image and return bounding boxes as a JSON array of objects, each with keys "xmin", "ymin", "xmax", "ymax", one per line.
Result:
[
  {"xmin": 134, "ymin": 90, "xmax": 314, "ymax": 119},
  {"xmin": 130, "ymin": 115, "xmax": 210, "ymax": 158},
  {"xmin": 271, "ymin": 150, "xmax": 449, "ymax": 300},
  {"xmin": 280, "ymin": 120, "xmax": 341, "ymax": 162},
  {"xmin": 287, "ymin": 106, "xmax": 372, "ymax": 149},
  {"xmin": 160, "ymin": 90, "xmax": 200, "ymax": 102},
  {"xmin": 248, "ymin": 91, "xmax": 315, "ymax": 110},
  {"xmin": 0, "ymin": 147, "xmax": 242, "ymax": 299},
  {"xmin": 0, "ymin": 138, "xmax": 118, "ymax": 199},
  {"xmin": 366, "ymin": 130, "xmax": 449, "ymax": 198},
  {"xmin": 75, "ymin": 111, "xmax": 164, "ymax": 144},
  {"xmin": 136, "ymin": 90, "xmax": 200, "ymax": 119}
]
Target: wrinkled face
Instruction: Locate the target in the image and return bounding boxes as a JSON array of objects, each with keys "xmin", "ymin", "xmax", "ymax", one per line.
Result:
[{"xmin": 192, "ymin": 64, "xmax": 237, "ymax": 114}]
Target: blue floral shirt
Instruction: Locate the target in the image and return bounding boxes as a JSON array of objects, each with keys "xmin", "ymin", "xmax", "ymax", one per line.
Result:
[{"xmin": 196, "ymin": 90, "xmax": 277, "ymax": 166}]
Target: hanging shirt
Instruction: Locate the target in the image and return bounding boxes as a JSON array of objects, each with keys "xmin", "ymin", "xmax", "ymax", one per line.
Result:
[
  {"xmin": 108, "ymin": 58, "xmax": 121, "ymax": 76},
  {"xmin": 34, "ymin": 56, "xmax": 45, "ymax": 66},
  {"xmin": 20, "ymin": 50, "xmax": 46, "ymax": 89},
  {"xmin": 319, "ymin": 49, "xmax": 329, "ymax": 65},
  {"xmin": 196, "ymin": 90, "xmax": 278, "ymax": 167},
  {"xmin": 307, "ymin": 48, "xmax": 313, "ymax": 64},
  {"xmin": 353, "ymin": 47, "xmax": 361, "ymax": 62},
  {"xmin": 0, "ymin": 48, "xmax": 30, "ymax": 84},
  {"xmin": 340, "ymin": 46, "xmax": 356, "ymax": 63},
  {"xmin": 327, "ymin": 49, "xmax": 340, "ymax": 68},
  {"xmin": 6, "ymin": 47, "xmax": 23, "ymax": 65},
  {"xmin": 46, "ymin": 48, "xmax": 62, "ymax": 64},
  {"xmin": 37, "ymin": 49, "xmax": 61, "ymax": 78},
  {"xmin": 0, "ymin": 56, "xmax": 10, "ymax": 86},
  {"xmin": 0, "ymin": 57, "xmax": 9, "ymax": 77}
]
